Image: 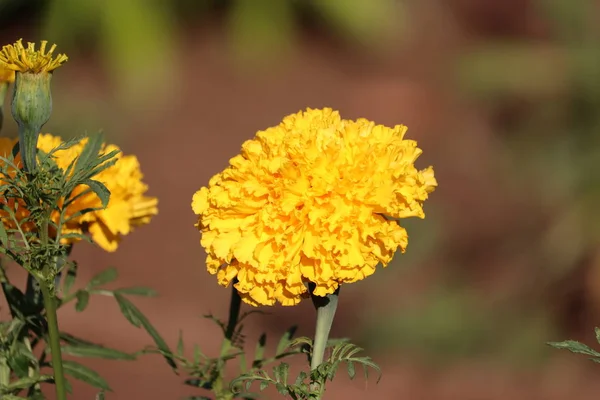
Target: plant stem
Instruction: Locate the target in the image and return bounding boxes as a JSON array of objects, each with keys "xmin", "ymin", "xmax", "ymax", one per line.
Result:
[
  {"xmin": 310, "ymin": 288, "xmax": 339, "ymax": 371},
  {"xmin": 224, "ymin": 283, "xmax": 242, "ymax": 342},
  {"xmin": 40, "ymin": 279, "xmax": 67, "ymax": 400},
  {"xmin": 214, "ymin": 283, "xmax": 242, "ymax": 400},
  {"xmin": 39, "ymin": 218, "xmax": 67, "ymax": 400},
  {"xmin": 309, "ymin": 286, "xmax": 340, "ymax": 396}
]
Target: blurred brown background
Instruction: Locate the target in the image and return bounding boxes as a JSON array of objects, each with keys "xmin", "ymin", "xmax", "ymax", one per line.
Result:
[{"xmin": 3, "ymin": 0, "xmax": 600, "ymax": 398}]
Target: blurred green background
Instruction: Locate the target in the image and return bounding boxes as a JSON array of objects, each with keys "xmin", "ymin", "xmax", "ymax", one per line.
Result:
[{"xmin": 2, "ymin": 0, "xmax": 600, "ymax": 398}]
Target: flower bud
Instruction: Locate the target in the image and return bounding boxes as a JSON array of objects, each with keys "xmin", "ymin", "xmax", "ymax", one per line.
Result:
[
  {"xmin": 11, "ymin": 72, "xmax": 53, "ymax": 171},
  {"xmin": 0, "ymin": 39, "xmax": 67, "ymax": 172}
]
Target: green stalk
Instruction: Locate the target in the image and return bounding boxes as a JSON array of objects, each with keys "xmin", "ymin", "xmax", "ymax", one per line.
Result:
[
  {"xmin": 39, "ymin": 219, "xmax": 67, "ymax": 400},
  {"xmin": 309, "ymin": 286, "xmax": 340, "ymax": 397},
  {"xmin": 213, "ymin": 284, "xmax": 242, "ymax": 400},
  {"xmin": 310, "ymin": 288, "xmax": 339, "ymax": 371},
  {"xmin": 40, "ymin": 280, "xmax": 67, "ymax": 400},
  {"xmin": 224, "ymin": 284, "xmax": 242, "ymax": 342}
]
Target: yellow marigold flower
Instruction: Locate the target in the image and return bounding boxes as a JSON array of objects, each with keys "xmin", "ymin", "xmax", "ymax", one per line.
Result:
[
  {"xmin": 0, "ymin": 39, "xmax": 68, "ymax": 73},
  {"xmin": 0, "ymin": 134, "xmax": 157, "ymax": 251},
  {"xmin": 192, "ymin": 108, "xmax": 437, "ymax": 307}
]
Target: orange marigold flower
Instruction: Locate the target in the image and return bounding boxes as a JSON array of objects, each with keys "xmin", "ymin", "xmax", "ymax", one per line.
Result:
[{"xmin": 192, "ymin": 108, "xmax": 437, "ymax": 306}]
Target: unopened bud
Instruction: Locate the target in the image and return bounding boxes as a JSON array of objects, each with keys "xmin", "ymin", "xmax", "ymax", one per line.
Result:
[{"xmin": 0, "ymin": 39, "xmax": 67, "ymax": 172}]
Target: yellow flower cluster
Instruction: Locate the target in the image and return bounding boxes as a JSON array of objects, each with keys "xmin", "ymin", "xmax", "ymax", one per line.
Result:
[
  {"xmin": 192, "ymin": 108, "xmax": 437, "ymax": 306},
  {"xmin": 0, "ymin": 134, "xmax": 157, "ymax": 251},
  {"xmin": 0, "ymin": 39, "xmax": 68, "ymax": 73}
]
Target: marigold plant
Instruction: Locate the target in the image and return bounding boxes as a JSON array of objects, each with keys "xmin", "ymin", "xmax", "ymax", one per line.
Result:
[
  {"xmin": 192, "ymin": 107, "xmax": 437, "ymax": 306},
  {"xmin": 0, "ymin": 133, "xmax": 157, "ymax": 251}
]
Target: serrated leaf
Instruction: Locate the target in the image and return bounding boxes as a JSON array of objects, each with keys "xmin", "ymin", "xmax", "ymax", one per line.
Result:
[
  {"xmin": 274, "ymin": 382, "xmax": 288, "ymax": 395},
  {"xmin": 64, "ymin": 378, "xmax": 73, "ymax": 393},
  {"xmin": 347, "ymin": 361, "xmax": 356, "ymax": 379},
  {"xmin": 277, "ymin": 363, "xmax": 289, "ymax": 385},
  {"xmin": 114, "ymin": 287, "xmax": 157, "ymax": 297},
  {"xmin": 114, "ymin": 294, "xmax": 142, "ymax": 327},
  {"xmin": 82, "ymin": 179, "xmax": 111, "ymax": 209},
  {"xmin": 62, "ymin": 261, "xmax": 78, "ymax": 296},
  {"xmin": 253, "ymin": 333, "xmax": 267, "ymax": 367},
  {"xmin": 547, "ymin": 340, "xmax": 600, "ymax": 357},
  {"xmin": 259, "ymin": 381, "xmax": 269, "ymax": 391},
  {"xmin": 8, "ymin": 352, "xmax": 34, "ymax": 378},
  {"xmin": 0, "ymin": 217, "xmax": 8, "ymax": 245},
  {"xmin": 60, "ymin": 232, "xmax": 93, "ymax": 243},
  {"xmin": 75, "ymin": 291, "xmax": 90, "ymax": 312},
  {"xmin": 61, "ymin": 343, "xmax": 135, "ymax": 360},
  {"xmin": 73, "ymin": 132, "xmax": 104, "ymax": 174},
  {"xmin": 203, "ymin": 314, "xmax": 226, "ymax": 334},
  {"xmin": 193, "ymin": 344, "xmax": 201, "ymax": 364},
  {"xmin": 88, "ymin": 267, "xmax": 118, "ymax": 288},
  {"xmin": 294, "ymin": 370, "xmax": 307, "ymax": 386},
  {"xmin": 113, "ymin": 293, "xmax": 176, "ymax": 370},
  {"xmin": 276, "ymin": 326, "xmax": 297, "ymax": 356},
  {"xmin": 362, "ymin": 364, "xmax": 370, "ymax": 382},
  {"xmin": 60, "ymin": 331, "xmax": 97, "ymax": 345},
  {"xmin": 1, "ymin": 281, "xmax": 42, "ymax": 317},
  {"xmin": 62, "ymin": 360, "xmax": 112, "ymax": 391},
  {"xmin": 173, "ymin": 331, "xmax": 184, "ymax": 359},
  {"xmin": 4, "ymin": 375, "xmax": 52, "ymax": 391},
  {"xmin": 289, "ymin": 336, "xmax": 312, "ymax": 349},
  {"xmin": 595, "ymin": 327, "xmax": 600, "ymax": 344}
]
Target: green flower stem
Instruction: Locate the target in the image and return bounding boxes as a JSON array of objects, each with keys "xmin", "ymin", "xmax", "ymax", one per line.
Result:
[
  {"xmin": 39, "ymin": 219, "xmax": 67, "ymax": 400},
  {"xmin": 224, "ymin": 284, "xmax": 242, "ymax": 342},
  {"xmin": 18, "ymin": 125, "xmax": 41, "ymax": 174},
  {"xmin": 214, "ymin": 284, "xmax": 242, "ymax": 400},
  {"xmin": 40, "ymin": 280, "xmax": 67, "ymax": 400},
  {"xmin": 310, "ymin": 288, "xmax": 339, "ymax": 371}
]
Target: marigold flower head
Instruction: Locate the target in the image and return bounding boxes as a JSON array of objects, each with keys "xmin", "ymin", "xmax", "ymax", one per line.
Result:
[
  {"xmin": 0, "ymin": 39, "xmax": 68, "ymax": 73},
  {"xmin": 0, "ymin": 134, "xmax": 157, "ymax": 251},
  {"xmin": 192, "ymin": 108, "xmax": 437, "ymax": 307}
]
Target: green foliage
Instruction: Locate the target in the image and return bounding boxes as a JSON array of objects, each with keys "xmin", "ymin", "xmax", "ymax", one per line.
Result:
[
  {"xmin": 548, "ymin": 327, "xmax": 600, "ymax": 363},
  {"xmin": 145, "ymin": 303, "xmax": 302, "ymax": 400},
  {"xmin": 231, "ymin": 337, "xmax": 381, "ymax": 399},
  {"xmin": 0, "ymin": 259, "xmax": 170, "ymax": 396},
  {"xmin": 0, "ymin": 135, "xmax": 173, "ymax": 396}
]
